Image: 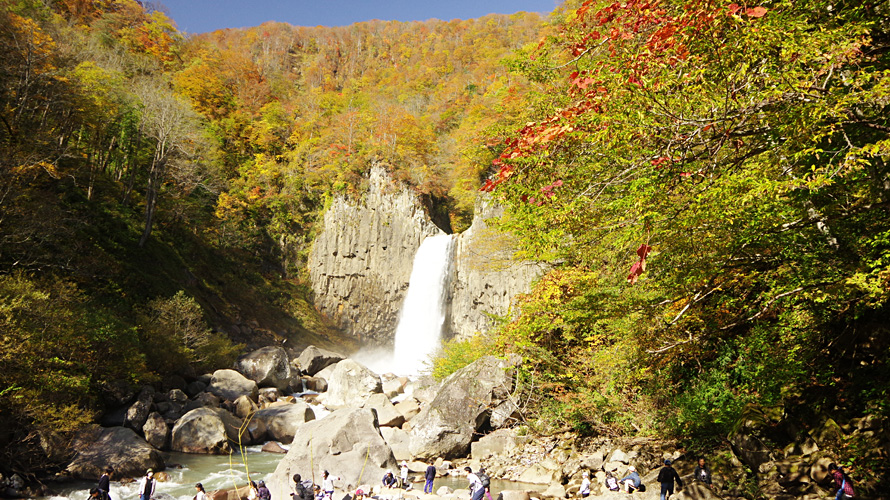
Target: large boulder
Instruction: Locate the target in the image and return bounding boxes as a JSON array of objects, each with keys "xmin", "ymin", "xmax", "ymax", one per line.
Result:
[
  {"xmin": 123, "ymin": 388, "xmax": 154, "ymax": 432},
  {"xmin": 380, "ymin": 426, "xmax": 411, "ymax": 461},
  {"xmin": 297, "ymin": 345, "xmax": 345, "ymax": 376},
  {"xmin": 267, "ymin": 408, "xmax": 397, "ymax": 500},
  {"xmin": 67, "ymin": 426, "xmax": 164, "ymax": 479},
  {"xmin": 142, "ymin": 412, "xmax": 169, "ymax": 450},
  {"xmin": 236, "ymin": 346, "xmax": 293, "ymax": 391},
  {"xmin": 183, "ymin": 392, "xmax": 221, "ymax": 413},
  {"xmin": 394, "ymin": 398, "xmax": 422, "ymax": 422},
  {"xmin": 208, "ymin": 369, "xmax": 259, "ymax": 403},
  {"xmin": 170, "ymin": 407, "xmax": 233, "ymax": 454},
  {"xmin": 728, "ymin": 405, "xmax": 780, "ymax": 470},
  {"xmin": 471, "ymin": 429, "xmax": 527, "ymax": 459},
  {"xmin": 324, "ymin": 359, "xmax": 382, "ymax": 409},
  {"xmin": 409, "ymin": 356, "xmax": 518, "ymax": 459},
  {"xmin": 253, "ymin": 402, "xmax": 316, "ymax": 443},
  {"xmin": 363, "ymin": 394, "xmax": 405, "ymax": 428}
]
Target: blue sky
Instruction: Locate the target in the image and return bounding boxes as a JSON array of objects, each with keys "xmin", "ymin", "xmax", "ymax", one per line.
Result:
[{"xmin": 158, "ymin": 0, "xmax": 562, "ymax": 34}]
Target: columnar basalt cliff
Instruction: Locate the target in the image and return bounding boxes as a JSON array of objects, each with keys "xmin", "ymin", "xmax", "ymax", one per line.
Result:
[
  {"xmin": 449, "ymin": 197, "xmax": 547, "ymax": 339},
  {"xmin": 308, "ymin": 165, "xmax": 443, "ymax": 343}
]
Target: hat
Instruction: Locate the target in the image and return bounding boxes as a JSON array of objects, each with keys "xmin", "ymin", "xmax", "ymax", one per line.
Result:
[
  {"xmin": 582, "ymin": 472, "xmax": 589, "ymax": 477},
  {"xmin": 146, "ymin": 469, "xmax": 154, "ymax": 474},
  {"xmin": 401, "ymin": 461, "xmax": 408, "ymax": 466},
  {"xmin": 627, "ymin": 466, "xmax": 636, "ymax": 472},
  {"xmin": 664, "ymin": 459, "xmax": 672, "ymax": 465}
]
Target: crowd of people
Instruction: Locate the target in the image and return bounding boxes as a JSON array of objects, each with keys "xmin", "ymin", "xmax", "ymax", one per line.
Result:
[{"xmin": 90, "ymin": 456, "xmax": 856, "ymax": 500}]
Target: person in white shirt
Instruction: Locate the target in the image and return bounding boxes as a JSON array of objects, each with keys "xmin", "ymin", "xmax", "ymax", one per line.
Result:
[
  {"xmin": 464, "ymin": 467, "xmax": 484, "ymax": 500},
  {"xmin": 321, "ymin": 471, "xmax": 339, "ymax": 500},
  {"xmin": 194, "ymin": 483, "xmax": 206, "ymax": 500},
  {"xmin": 400, "ymin": 461, "xmax": 410, "ymax": 489},
  {"xmin": 580, "ymin": 472, "xmax": 591, "ymax": 498},
  {"xmin": 137, "ymin": 470, "xmax": 156, "ymax": 500}
]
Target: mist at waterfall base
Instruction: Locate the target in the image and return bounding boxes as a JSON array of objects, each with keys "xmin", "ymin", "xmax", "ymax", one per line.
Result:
[{"xmin": 356, "ymin": 234, "xmax": 454, "ymax": 378}]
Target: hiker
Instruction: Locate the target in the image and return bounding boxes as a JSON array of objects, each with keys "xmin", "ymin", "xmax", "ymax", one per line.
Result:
[
  {"xmin": 257, "ymin": 481, "xmax": 271, "ymax": 500},
  {"xmin": 829, "ymin": 463, "xmax": 855, "ymax": 500},
  {"xmin": 247, "ymin": 481, "xmax": 259, "ymax": 500},
  {"xmin": 321, "ymin": 470, "xmax": 340, "ymax": 500},
  {"xmin": 477, "ymin": 467, "xmax": 493, "ymax": 500},
  {"xmin": 400, "ymin": 461, "xmax": 410, "ymax": 489},
  {"xmin": 424, "ymin": 463, "xmax": 436, "ymax": 494},
  {"xmin": 605, "ymin": 469, "xmax": 620, "ymax": 492},
  {"xmin": 579, "ymin": 471, "xmax": 591, "ymax": 498},
  {"xmin": 693, "ymin": 458, "xmax": 713, "ymax": 488},
  {"xmin": 382, "ymin": 470, "xmax": 397, "ymax": 488},
  {"xmin": 465, "ymin": 467, "xmax": 484, "ymax": 500},
  {"xmin": 137, "ymin": 469, "xmax": 157, "ymax": 500},
  {"xmin": 619, "ymin": 466, "xmax": 641, "ymax": 493},
  {"xmin": 97, "ymin": 467, "xmax": 113, "ymax": 500},
  {"xmin": 87, "ymin": 489, "xmax": 102, "ymax": 500},
  {"xmin": 292, "ymin": 474, "xmax": 314, "ymax": 500},
  {"xmin": 657, "ymin": 460, "xmax": 683, "ymax": 500},
  {"xmin": 195, "ymin": 483, "xmax": 207, "ymax": 500},
  {"xmin": 313, "ymin": 485, "xmax": 323, "ymax": 500}
]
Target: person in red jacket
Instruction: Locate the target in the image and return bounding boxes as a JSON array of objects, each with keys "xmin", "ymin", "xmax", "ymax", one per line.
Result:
[{"xmin": 829, "ymin": 463, "xmax": 855, "ymax": 500}]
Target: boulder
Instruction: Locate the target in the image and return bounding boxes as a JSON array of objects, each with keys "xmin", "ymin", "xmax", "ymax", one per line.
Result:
[
  {"xmin": 262, "ymin": 442, "xmax": 288, "ymax": 454},
  {"xmin": 245, "ymin": 414, "xmax": 268, "ymax": 444},
  {"xmin": 380, "ymin": 426, "xmax": 411, "ymax": 461},
  {"xmin": 675, "ymin": 483, "xmax": 721, "ymax": 500},
  {"xmin": 234, "ymin": 395, "xmax": 259, "ymax": 419},
  {"xmin": 394, "ymin": 398, "xmax": 422, "ymax": 421},
  {"xmin": 183, "ymin": 392, "xmax": 221, "ymax": 413},
  {"xmin": 297, "ymin": 345, "xmax": 345, "ymax": 376},
  {"xmin": 254, "ymin": 402, "xmax": 316, "ymax": 443},
  {"xmin": 208, "ymin": 369, "xmax": 259, "ymax": 403},
  {"xmin": 170, "ymin": 407, "xmax": 233, "ymax": 454},
  {"xmin": 363, "ymin": 394, "xmax": 406, "ymax": 428},
  {"xmin": 497, "ymin": 492, "xmax": 530, "ymax": 500},
  {"xmin": 490, "ymin": 399, "xmax": 520, "ymax": 429},
  {"xmin": 267, "ymin": 408, "xmax": 397, "ymax": 499},
  {"xmin": 304, "ymin": 376, "xmax": 328, "ymax": 393},
  {"xmin": 66, "ymin": 426, "xmax": 164, "ymax": 479},
  {"xmin": 405, "ymin": 375, "xmax": 439, "ymax": 404},
  {"xmin": 143, "ymin": 412, "xmax": 169, "ymax": 450},
  {"xmin": 259, "ymin": 387, "xmax": 281, "ymax": 403},
  {"xmin": 236, "ymin": 346, "xmax": 293, "ymax": 391},
  {"xmin": 409, "ymin": 356, "xmax": 518, "ymax": 459},
  {"xmin": 315, "ymin": 363, "xmax": 338, "ymax": 384},
  {"xmin": 517, "ymin": 460, "xmax": 562, "ymax": 485},
  {"xmin": 123, "ymin": 388, "xmax": 154, "ymax": 432},
  {"xmin": 324, "ymin": 359, "xmax": 383, "ymax": 409},
  {"xmin": 383, "ymin": 377, "xmax": 407, "ymax": 398},
  {"xmin": 728, "ymin": 405, "xmax": 779, "ymax": 470},
  {"xmin": 168, "ymin": 389, "xmax": 188, "ymax": 404},
  {"xmin": 437, "ymin": 487, "xmax": 454, "ymax": 496},
  {"xmin": 185, "ymin": 380, "xmax": 207, "ymax": 397},
  {"xmin": 471, "ymin": 429, "xmax": 526, "ymax": 459}
]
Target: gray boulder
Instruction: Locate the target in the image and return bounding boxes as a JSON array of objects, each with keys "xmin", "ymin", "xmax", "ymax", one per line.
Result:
[
  {"xmin": 66, "ymin": 426, "xmax": 164, "ymax": 479},
  {"xmin": 394, "ymin": 398, "xmax": 422, "ymax": 421},
  {"xmin": 490, "ymin": 399, "xmax": 520, "ymax": 429},
  {"xmin": 254, "ymin": 402, "xmax": 316, "ymax": 443},
  {"xmin": 409, "ymin": 356, "xmax": 518, "ymax": 459},
  {"xmin": 314, "ymin": 363, "xmax": 338, "ymax": 384},
  {"xmin": 183, "ymin": 392, "xmax": 221, "ymax": 413},
  {"xmin": 236, "ymin": 346, "xmax": 293, "ymax": 391},
  {"xmin": 267, "ymin": 408, "xmax": 397, "ymax": 499},
  {"xmin": 170, "ymin": 407, "xmax": 233, "ymax": 454},
  {"xmin": 363, "ymin": 393, "xmax": 405, "ymax": 427},
  {"xmin": 380, "ymin": 426, "xmax": 411, "ymax": 461},
  {"xmin": 123, "ymin": 388, "xmax": 154, "ymax": 432},
  {"xmin": 208, "ymin": 369, "xmax": 259, "ymax": 403},
  {"xmin": 324, "ymin": 359, "xmax": 382, "ymax": 409},
  {"xmin": 142, "ymin": 412, "xmax": 169, "ymax": 450},
  {"xmin": 471, "ymin": 429, "xmax": 527, "ymax": 459},
  {"xmin": 297, "ymin": 345, "xmax": 345, "ymax": 376},
  {"xmin": 234, "ymin": 395, "xmax": 258, "ymax": 419}
]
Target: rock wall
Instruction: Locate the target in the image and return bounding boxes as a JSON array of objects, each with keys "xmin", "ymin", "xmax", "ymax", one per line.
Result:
[
  {"xmin": 449, "ymin": 197, "xmax": 547, "ymax": 339},
  {"xmin": 308, "ymin": 165, "xmax": 443, "ymax": 343}
]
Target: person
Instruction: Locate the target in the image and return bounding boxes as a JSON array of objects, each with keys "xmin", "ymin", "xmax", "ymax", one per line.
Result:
[
  {"xmin": 353, "ymin": 489, "xmax": 365, "ymax": 500},
  {"xmin": 579, "ymin": 471, "xmax": 591, "ymax": 498},
  {"xmin": 321, "ymin": 470, "xmax": 339, "ymax": 500},
  {"xmin": 137, "ymin": 469, "xmax": 157, "ymax": 500},
  {"xmin": 829, "ymin": 463, "xmax": 855, "ymax": 500},
  {"xmin": 313, "ymin": 485, "xmax": 323, "ymax": 500},
  {"xmin": 693, "ymin": 458, "xmax": 712, "ymax": 488},
  {"xmin": 400, "ymin": 461, "xmax": 410, "ymax": 489},
  {"xmin": 619, "ymin": 466, "xmax": 641, "ymax": 493},
  {"xmin": 257, "ymin": 481, "xmax": 271, "ymax": 500},
  {"xmin": 657, "ymin": 460, "xmax": 683, "ymax": 500},
  {"xmin": 247, "ymin": 481, "xmax": 259, "ymax": 500},
  {"xmin": 88, "ymin": 489, "xmax": 102, "ymax": 500},
  {"xmin": 604, "ymin": 470, "xmax": 620, "ymax": 492},
  {"xmin": 477, "ymin": 467, "xmax": 493, "ymax": 500},
  {"xmin": 293, "ymin": 474, "xmax": 314, "ymax": 500},
  {"xmin": 382, "ymin": 470, "xmax": 397, "ymax": 489},
  {"xmin": 97, "ymin": 467, "xmax": 113, "ymax": 500},
  {"xmin": 465, "ymin": 467, "xmax": 484, "ymax": 500},
  {"xmin": 424, "ymin": 464, "xmax": 436, "ymax": 494},
  {"xmin": 195, "ymin": 483, "xmax": 207, "ymax": 500}
]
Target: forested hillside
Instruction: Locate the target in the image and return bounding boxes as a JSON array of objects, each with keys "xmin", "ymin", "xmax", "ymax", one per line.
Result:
[{"xmin": 0, "ymin": 0, "xmax": 545, "ymax": 474}]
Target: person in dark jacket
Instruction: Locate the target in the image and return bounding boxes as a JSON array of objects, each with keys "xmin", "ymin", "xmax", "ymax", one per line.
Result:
[
  {"xmin": 829, "ymin": 463, "xmax": 855, "ymax": 500},
  {"xmin": 619, "ymin": 466, "xmax": 641, "ymax": 493},
  {"xmin": 257, "ymin": 481, "xmax": 271, "ymax": 500},
  {"xmin": 424, "ymin": 464, "xmax": 436, "ymax": 494},
  {"xmin": 292, "ymin": 474, "xmax": 314, "ymax": 500},
  {"xmin": 382, "ymin": 470, "xmax": 397, "ymax": 488},
  {"xmin": 693, "ymin": 458, "xmax": 712, "ymax": 488},
  {"xmin": 657, "ymin": 460, "xmax": 683, "ymax": 500},
  {"xmin": 97, "ymin": 467, "xmax": 113, "ymax": 500}
]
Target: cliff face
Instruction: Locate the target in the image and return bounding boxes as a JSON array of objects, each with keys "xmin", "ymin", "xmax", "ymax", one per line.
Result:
[
  {"xmin": 449, "ymin": 198, "xmax": 547, "ymax": 339},
  {"xmin": 308, "ymin": 165, "xmax": 443, "ymax": 343}
]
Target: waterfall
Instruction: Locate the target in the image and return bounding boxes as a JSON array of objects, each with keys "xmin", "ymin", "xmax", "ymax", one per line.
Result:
[{"xmin": 391, "ymin": 233, "xmax": 454, "ymax": 375}]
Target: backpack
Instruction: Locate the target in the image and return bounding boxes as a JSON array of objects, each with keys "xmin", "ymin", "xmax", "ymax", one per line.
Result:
[{"xmin": 478, "ymin": 472, "xmax": 491, "ymax": 489}]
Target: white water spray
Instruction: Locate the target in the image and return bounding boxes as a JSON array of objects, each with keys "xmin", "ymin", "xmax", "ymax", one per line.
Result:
[{"xmin": 391, "ymin": 233, "xmax": 454, "ymax": 375}]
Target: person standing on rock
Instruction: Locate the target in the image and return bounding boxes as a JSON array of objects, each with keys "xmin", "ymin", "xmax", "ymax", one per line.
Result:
[
  {"xmin": 464, "ymin": 467, "xmax": 484, "ymax": 500},
  {"xmin": 257, "ymin": 481, "xmax": 271, "ymax": 500},
  {"xmin": 657, "ymin": 460, "xmax": 683, "ymax": 500},
  {"xmin": 321, "ymin": 471, "xmax": 339, "ymax": 500},
  {"xmin": 477, "ymin": 467, "xmax": 493, "ymax": 500},
  {"xmin": 97, "ymin": 467, "xmax": 113, "ymax": 500},
  {"xmin": 400, "ymin": 461, "xmax": 410, "ymax": 490},
  {"xmin": 292, "ymin": 474, "xmax": 314, "ymax": 500},
  {"xmin": 579, "ymin": 471, "xmax": 591, "ymax": 498},
  {"xmin": 619, "ymin": 466, "xmax": 641, "ymax": 493},
  {"xmin": 424, "ymin": 463, "xmax": 436, "ymax": 494},
  {"xmin": 137, "ymin": 469, "xmax": 156, "ymax": 500},
  {"xmin": 195, "ymin": 483, "xmax": 207, "ymax": 500},
  {"xmin": 693, "ymin": 458, "xmax": 712, "ymax": 488}
]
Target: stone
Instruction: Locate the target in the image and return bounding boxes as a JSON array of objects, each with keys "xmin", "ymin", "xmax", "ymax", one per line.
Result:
[
  {"xmin": 437, "ymin": 487, "xmax": 455, "ymax": 496},
  {"xmin": 394, "ymin": 398, "xmax": 422, "ymax": 421},
  {"xmin": 296, "ymin": 345, "xmax": 346, "ymax": 376},
  {"xmin": 170, "ymin": 407, "xmax": 233, "ymax": 454},
  {"xmin": 324, "ymin": 359, "xmax": 383, "ymax": 409},
  {"xmin": 266, "ymin": 408, "xmax": 398, "ymax": 500},
  {"xmin": 609, "ymin": 449, "xmax": 630, "ymax": 464},
  {"xmin": 168, "ymin": 389, "xmax": 188, "ymax": 404},
  {"xmin": 254, "ymin": 401, "xmax": 316, "ymax": 443},
  {"xmin": 208, "ymin": 369, "xmax": 259, "ymax": 403},
  {"xmin": 66, "ymin": 426, "xmax": 165, "ymax": 480},
  {"xmin": 383, "ymin": 378, "xmax": 407, "ymax": 398},
  {"xmin": 409, "ymin": 356, "xmax": 518, "ymax": 459},
  {"xmin": 183, "ymin": 392, "xmax": 221, "ymax": 413},
  {"xmin": 304, "ymin": 376, "xmax": 328, "ymax": 393},
  {"xmin": 518, "ymin": 463, "xmax": 561, "ymax": 485},
  {"xmin": 236, "ymin": 346, "xmax": 293, "ymax": 391},
  {"xmin": 185, "ymin": 381, "xmax": 207, "ymax": 397},
  {"xmin": 101, "ymin": 379, "xmax": 136, "ymax": 406},
  {"xmin": 234, "ymin": 395, "xmax": 259, "ymax": 419},
  {"xmin": 143, "ymin": 412, "xmax": 169, "ymax": 450},
  {"xmin": 471, "ymin": 429, "xmax": 526, "ymax": 459},
  {"xmin": 380, "ymin": 426, "xmax": 411, "ymax": 461},
  {"xmin": 123, "ymin": 388, "xmax": 154, "ymax": 432},
  {"xmin": 259, "ymin": 387, "xmax": 281, "ymax": 403},
  {"xmin": 580, "ymin": 450, "xmax": 605, "ymax": 471},
  {"xmin": 315, "ymin": 363, "xmax": 339, "ymax": 384},
  {"xmin": 245, "ymin": 414, "xmax": 268, "ymax": 444},
  {"xmin": 490, "ymin": 400, "xmax": 520, "ymax": 429},
  {"xmin": 497, "ymin": 492, "xmax": 530, "ymax": 500},
  {"xmin": 728, "ymin": 405, "xmax": 779, "ymax": 470},
  {"xmin": 405, "ymin": 376, "xmax": 439, "ymax": 404},
  {"xmin": 363, "ymin": 393, "xmax": 406, "ymax": 427},
  {"xmin": 809, "ymin": 457, "xmax": 834, "ymax": 484},
  {"xmin": 542, "ymin": 483, "xmax": 566, "ymax": 499},
  {"xmin": 674, "ymin": 483, "xmax": 721, "ymax": 500},
  {"xmin": 262, "ymin": 442, "xmax": 288, "ymax": 454}
]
